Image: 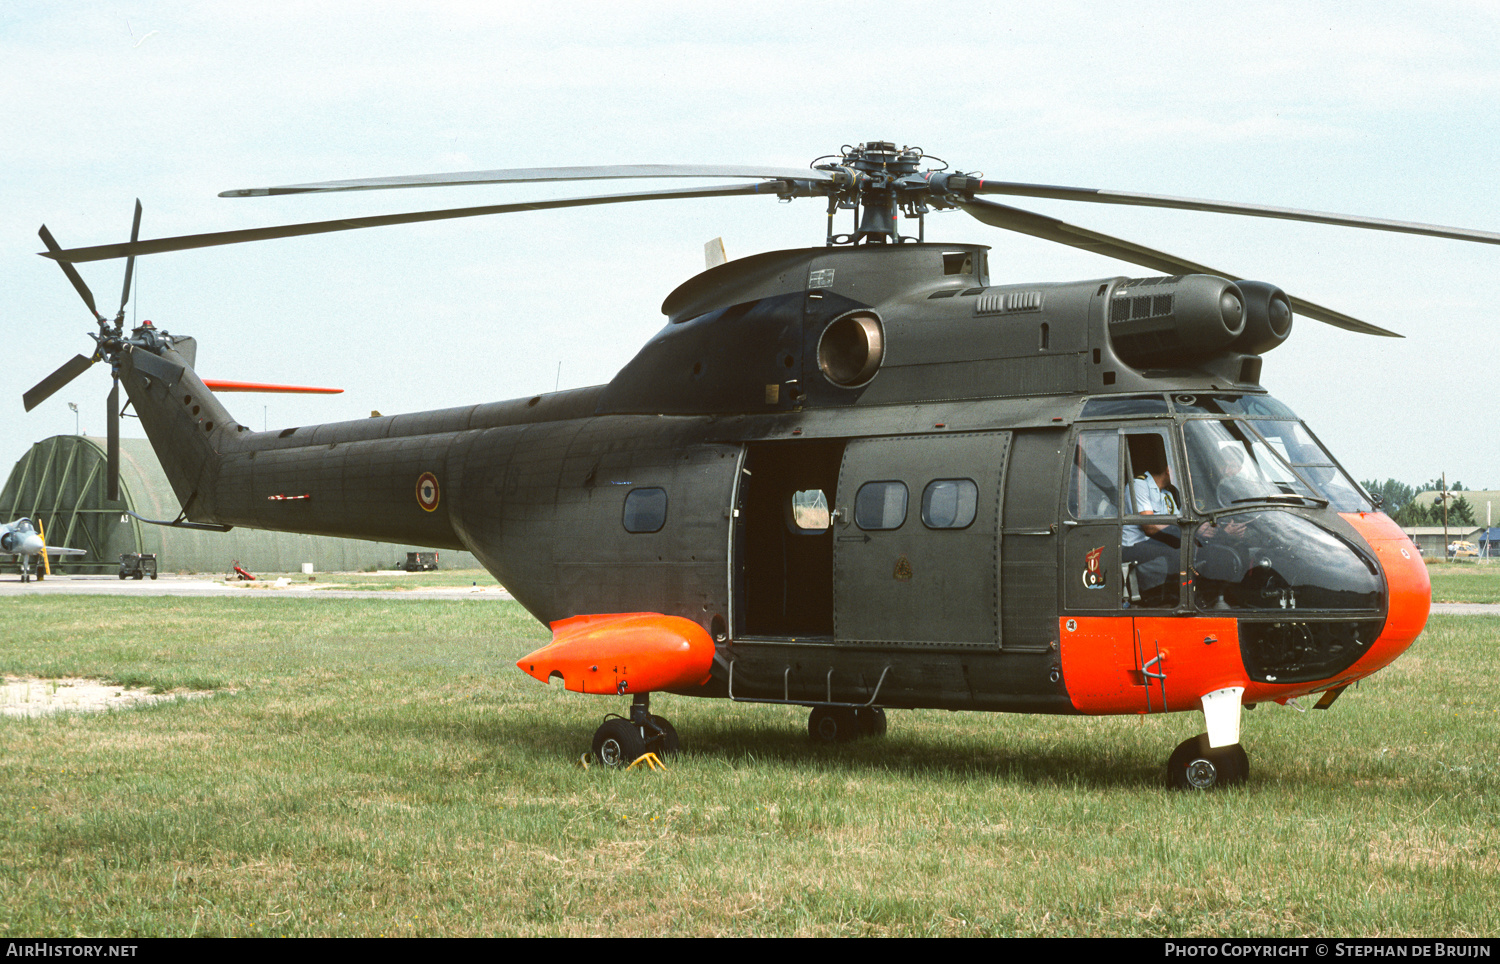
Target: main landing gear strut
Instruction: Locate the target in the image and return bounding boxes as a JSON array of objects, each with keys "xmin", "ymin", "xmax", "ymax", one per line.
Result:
[
  {"xmin": 807, "ymin": 705, "xmax": 888, "ymax": 744},
  {"xmin": 591, "ymin": 693, "xmax": 679, "ymax": 767}
]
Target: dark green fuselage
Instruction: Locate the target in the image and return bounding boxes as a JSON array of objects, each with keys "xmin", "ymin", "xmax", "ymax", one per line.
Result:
[{"xmin": 119, "ymin": 243, "xmax": 1376, "ymax": 714}]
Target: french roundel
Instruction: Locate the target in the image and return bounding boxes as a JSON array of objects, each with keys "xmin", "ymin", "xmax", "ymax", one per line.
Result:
[{"xmin": 416, "ymin": 472, "xmax": 440, "ymax": 512}]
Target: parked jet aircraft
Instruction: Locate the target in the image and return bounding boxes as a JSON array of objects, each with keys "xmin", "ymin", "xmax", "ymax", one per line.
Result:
[{"xmin": 1, "ymin": 517, "xmax": 85, "ymax": 582}]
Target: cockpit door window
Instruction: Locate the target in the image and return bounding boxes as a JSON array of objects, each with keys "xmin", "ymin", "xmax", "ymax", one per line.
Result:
[{"xmin": 1068, "ymin": 431, "xmax": 1120, "ymax": 520}]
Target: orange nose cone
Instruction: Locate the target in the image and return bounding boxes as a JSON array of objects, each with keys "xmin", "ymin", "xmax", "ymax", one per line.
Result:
[
  {"xmin": 517, "ymin": 612, "xmax": 716, "ymax": 695},
  {"xmin": 1342, "ymin": 512, "xmax": 1432, "ymax": 678}
]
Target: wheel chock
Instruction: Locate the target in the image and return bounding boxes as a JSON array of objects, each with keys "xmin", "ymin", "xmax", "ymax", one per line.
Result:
[{"xmin": 626, "ymin": 752, "xmax": 667, "ymax": 771}]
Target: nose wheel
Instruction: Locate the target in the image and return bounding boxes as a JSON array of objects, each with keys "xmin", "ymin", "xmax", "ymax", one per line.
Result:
[
  {"xmin": 1167, "ymin": 733, "xmax": 1249, "ymax": 790},
  {"xmin": 590, "ymin": 693, "xmax": 679, "ymax": 768}
]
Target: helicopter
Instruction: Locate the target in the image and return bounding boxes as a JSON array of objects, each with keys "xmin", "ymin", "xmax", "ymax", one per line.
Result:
[{"xmin": 26, "ymin": 140, "xmax": 1499, "ymax": 789}]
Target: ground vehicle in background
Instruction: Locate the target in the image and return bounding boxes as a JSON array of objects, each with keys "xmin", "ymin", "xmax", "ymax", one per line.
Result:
[{"xmin": 118, "ymin": 552, "xmax": 157, "ymax": 580}]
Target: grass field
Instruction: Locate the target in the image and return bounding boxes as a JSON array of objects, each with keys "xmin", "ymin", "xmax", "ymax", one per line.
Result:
[
  {"xmin": 1428, "ymin": 562, "xmax": 1500, "ymax": 604},
  {"xmin": 0, "ymin": 596, "xmax": 1495, "ymax": 937}
]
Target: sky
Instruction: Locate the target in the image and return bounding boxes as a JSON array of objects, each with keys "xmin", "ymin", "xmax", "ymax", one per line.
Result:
[{"xmin": 3, "ymin": 0, "xmax": 1498, "ymax": 496}]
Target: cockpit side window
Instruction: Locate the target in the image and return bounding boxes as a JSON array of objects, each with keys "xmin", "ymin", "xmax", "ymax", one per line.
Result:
[
  {"xmin": 1068, "ymin": 431, "xmax": 1120, "ymax": 520},
  {"xmin": 1124, "ymin": 431, "xmax": 1180, "ymax": 516}
]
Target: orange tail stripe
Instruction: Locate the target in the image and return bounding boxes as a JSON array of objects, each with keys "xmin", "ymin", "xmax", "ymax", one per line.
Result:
[{"xmin": 201, "ymin": 380, "xmax": 343, "ymax": 394}]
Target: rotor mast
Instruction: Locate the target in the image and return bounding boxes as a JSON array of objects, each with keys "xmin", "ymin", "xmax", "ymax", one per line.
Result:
[{"xmin": 816, "ymin": 141, "xmax": 939, "ymax": 246}]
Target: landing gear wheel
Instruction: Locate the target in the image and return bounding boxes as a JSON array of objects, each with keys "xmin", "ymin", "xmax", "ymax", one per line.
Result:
[
  {"xmin": 855, "ymin": 706, "xmax": 887, "ymax": 738},
  {"xmin": 645, "ymin": 715, "xmax": 679, "ymax": 759},
  {"xmin": 1167, "ymin": 734, "xmax": 1249, "ymax": 790},
  {"xmin": 808, "ymin": 706, "xmax": 859, "ymax": 744},
  {"xmin": 592, "ymin": 718, "xmax": 648, "ymax": 768}
]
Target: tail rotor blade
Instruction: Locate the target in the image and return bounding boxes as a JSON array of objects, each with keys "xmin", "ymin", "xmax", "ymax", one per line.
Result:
[
  {"xmin": 118, "ymin": 199, "xmax": 143, "ymax": 318},
  {"xmin": 38, "ymin": 225, "xmax": 104, "ymax": 321},
  {"xmin": 24, "ymin": 354, "xmax": 96, "ymax": 411},
  {"xmin": 107, "ymin": 378, "xmax": 120, "ymax": 502}
]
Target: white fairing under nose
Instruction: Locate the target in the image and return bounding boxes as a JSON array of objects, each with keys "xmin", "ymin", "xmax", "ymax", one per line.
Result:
[{"xmin": 1201, "ymin": 686, "xmax": 1246, "ymax": 748}]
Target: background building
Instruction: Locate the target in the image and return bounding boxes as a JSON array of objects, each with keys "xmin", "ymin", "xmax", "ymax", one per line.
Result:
[
  {"xmin": 1399, "ymin": 526, "xmax": 1485, "ymax": 559},
  {"xmin": 2, "ymin": 436, "xmax": 480, "ymax": 574}
]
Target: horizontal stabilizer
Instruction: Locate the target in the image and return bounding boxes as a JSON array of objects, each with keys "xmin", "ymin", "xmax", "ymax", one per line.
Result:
[{"xmin": 518, "ymin": 612, "xmax": 714, "ymax": 695}]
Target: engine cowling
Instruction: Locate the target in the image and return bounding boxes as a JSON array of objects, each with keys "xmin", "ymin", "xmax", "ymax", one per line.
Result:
[
  {"xmin": 1108, "ymin": 274, "xmax": 1246, "ymax": 367},
  {"xmin": 1229, "ymin": 280, "xmax": 1293, "ymax": 355}
]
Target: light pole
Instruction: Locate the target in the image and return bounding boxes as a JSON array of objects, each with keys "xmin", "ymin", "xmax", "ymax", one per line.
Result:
[{"xmin": 67, "ymin": 402, "xmax": 79, "ymax": 435}]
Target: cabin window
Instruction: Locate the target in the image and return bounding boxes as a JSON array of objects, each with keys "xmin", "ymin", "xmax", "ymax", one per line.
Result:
[
  {"xmin": 921, "ymin": 480, "xmax": 978, "ymax": 529},
  {"xmin": 854, "ymin": 481, "xmax": 908, "ymax": 530},
  {"xmin": 622, "ymin": 487, "xmax": 668, "ymax": 533},
  {"xmin": 790, "ymin": 489, "xmax": 831, "ymax": 531}
]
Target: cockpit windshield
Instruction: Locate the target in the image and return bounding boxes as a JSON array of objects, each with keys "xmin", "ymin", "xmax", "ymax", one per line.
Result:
[
  {"xmin": 1183, "ymin": 419, "xmax": 1321, "ymax": 511},
  {"xmin": 1246, "ymin": 420, "xmax": 1372, "ymax": 512},
  {"xmin": 1183, "ymin": 417, "xmax": 1372, "ymax": 513}
]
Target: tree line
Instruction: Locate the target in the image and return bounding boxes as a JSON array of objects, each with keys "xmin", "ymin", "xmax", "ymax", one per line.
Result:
[{"xmin": 1360, "ymin": 478, "xmax": 1487, "ymax": 528}]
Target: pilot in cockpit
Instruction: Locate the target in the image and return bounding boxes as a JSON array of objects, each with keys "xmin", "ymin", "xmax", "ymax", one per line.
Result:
[{"xmin": 1122, "ymin": 444, "xmax": 1181, "ymax": 601}]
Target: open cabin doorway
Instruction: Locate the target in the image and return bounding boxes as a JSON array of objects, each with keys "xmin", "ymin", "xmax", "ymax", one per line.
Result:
[{"xmin": 733, "ymin": 439, "xmax": 845, "ymax": 639}]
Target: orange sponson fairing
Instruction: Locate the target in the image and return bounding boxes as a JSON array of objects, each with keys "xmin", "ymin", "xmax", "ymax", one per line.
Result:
[
  {"xmin": 518, "ymin": 613, "xmax": 715, "ymax": 695},
  {"xmin": 1059, "ymin": 513, "xmax": 1430, "ymax": 715}
]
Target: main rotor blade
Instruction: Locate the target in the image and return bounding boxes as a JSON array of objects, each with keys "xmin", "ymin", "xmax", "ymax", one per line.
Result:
[
  {"xmin": 106, "ymin": 378, "xmax": 119, "ymax": 502},
  {"xmin": 957, "ymin": 197, "xmax": 1400, "ymax": 337},
  {"xmin": 964, "ymin": 181, "xmax": 1500, "ymax": 247},
  {"xmin": 23, "ymin": 354, "xmax": 96, "ymax": 412},
  {"xmin": 38, "ymin": 225, "xmax": 103, "ymax": 319},
  {"xmin": 118, "ymin": 199, "xmax": 143, "ymax": 317},
  {"xmin": 43, "ymin": 182, "xmax": 807, "ymax": 263},
  {"xmin": 220, "ymin": 164, "xmax": 832, "ymax": 197}
]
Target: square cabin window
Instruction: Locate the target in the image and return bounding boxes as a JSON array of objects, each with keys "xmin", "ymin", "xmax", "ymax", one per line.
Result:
[
  {"xmin": 790, "ymin": 489, "xmax": 830, "ymax": 531},
  {"xmin": 854, "ymin": 481, "xmax": 908, "ymax": 530},
  {"xmin": 622, "ymin": 487, "xmax": 667, "ymax": 533},
  {"xmin": 921, "ymin": 479, "xmax": 978, "ymax": 529}
]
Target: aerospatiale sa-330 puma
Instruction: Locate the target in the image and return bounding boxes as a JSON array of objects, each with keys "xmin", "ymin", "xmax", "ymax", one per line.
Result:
[{"xmin": 28, "ymin": 141, "xmax": 1499, "ymax": 789}]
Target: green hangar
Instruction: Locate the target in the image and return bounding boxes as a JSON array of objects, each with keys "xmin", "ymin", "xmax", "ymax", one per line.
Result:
[{"xmin": 2, "ymin": 436, "xmax": 479, "ymax": 575}]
